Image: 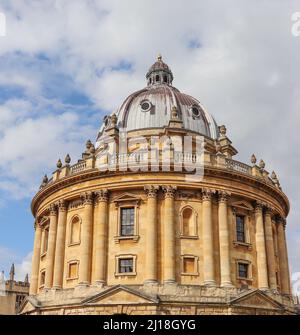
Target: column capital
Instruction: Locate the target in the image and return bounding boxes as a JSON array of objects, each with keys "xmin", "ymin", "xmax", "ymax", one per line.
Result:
[
  {"xmin": 218, "ymin": 190, "xmax": 231, "ymax": 203},
  {"xmin": 162, "ymin": 185, "xmax": 177, "ymax": 198},
  {"xmin": 144, "ymin": 185, "xmax": 159, "ymax": 198},
  {"xmin": 34, "ymin": 219, "xmax": 42, "ymax": 230},
  {"xmin": 81, "ymin": 191, "xmax": 94, "ymax": 205},
  {"xmin": 276, "ymin": 216, "xmax": 287, "ymax": 229},
  {"xmin": 95, "ymin": 189, "xmax": 108, "ymax": 203},
  {"xmin": 49, "ymin": 203, "xmax": 57, "ymax": 216},
  {"xmin": 202, "ymin": 188, "xmax": 215, "ymax": 201},
  {"xmin": 264, "ymin": 205, "xmax": 275, "ymax": 216},
  {"xmin": 255, "ymin": 200, "xmax": 265, "ymax": 212},
  {"xmin": 58, "ymin": 199, "xmax": 68, "ymax": 212}
]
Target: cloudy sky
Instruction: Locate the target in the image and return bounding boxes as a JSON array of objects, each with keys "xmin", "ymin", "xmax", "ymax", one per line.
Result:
[{"xmin": 0, "ymin": 0, "xmax": 299, "ymax": 289}]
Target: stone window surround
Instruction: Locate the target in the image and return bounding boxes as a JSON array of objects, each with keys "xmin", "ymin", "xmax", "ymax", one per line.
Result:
[
  {"xmin": 179, "ymin": 205, "xmax": 198, "ymax": 239},
  {"xmin": 181, "ymin": 255, "xmax": 199, "ymax": 276},
  {"xmin": 40, "ymin": 223, "xmax": 50, "ymax": 258},
  {"xmin": 232, "ymin": 207, "xmax": 252, "ymax": 249},
  {"xmin": 236, "ymin": 259, "xmax": 253, "ymax": 281},
  {"xmin": 66, "ymin": 260, "xmax": 79, "ymax": 281},
  {"xmin": 68, "ymin": 214, "xmax": 82, "ymax": 247},
  {"xmin": 39, "ymin": 269, "xmax": 46, "ymax": 289},
  {"xmin": 114, "ymin": 254, "xmax": 137, "ymax": 277},
  {"xmin": 114, "ymin": 198, "xmax": 140, "ymax": 243}
]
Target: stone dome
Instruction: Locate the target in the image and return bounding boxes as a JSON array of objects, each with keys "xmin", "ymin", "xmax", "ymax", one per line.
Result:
[{"xmin": 96, "ymin": 55, "xmax": 219, "ymax": 142}]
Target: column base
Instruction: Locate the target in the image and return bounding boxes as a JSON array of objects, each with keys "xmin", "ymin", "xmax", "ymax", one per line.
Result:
[
  {"xmin": 221, "ymin": 282, "xmax": 234, "ymax": 288},
  {"xmin": 203, "ymin": 280, "xmax": 216, "ymax": 286},
  {"xmin": 94, "ymin": 280, "xmax": 106, "ymax": 287},
  {"xmin": 163, "ymin": 279, "xmax": 176, "ymax": 285},
  {"xmin": 52, "ymin": 285, "xmax": 62, "ymax": 290},
  {"xmin": 258, "ymin": 286, "xmax": 269, "ymax": 291},
  {"xmin": 76, "ymin": 282, "xmax": 90, "ymax": 288},
  {"xmin": 144, "ymin": 279, "xmax": 158, "ymax": 285}
]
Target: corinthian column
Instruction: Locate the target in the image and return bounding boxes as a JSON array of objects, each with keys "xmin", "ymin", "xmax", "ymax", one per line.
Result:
[
  {"xmin": 144, "ymin": 185, "xmax": 159, "ymax": 284},
  {"xmin": 202, "ymin": 189, "xmax": 216, "ymax": 286},
  {"xmin": 79, "ymin": 192, "xmax": 94, "ymax": 285},
  {"xmin": 218, "ymin": 191, "xmax": 233, "ymax": 287},
  {"xmin": 162, "ymin": 186, "xmax": 177, "ymax": 283},
  {"xmin": 93, "ymin": 189, "xmax": 108, "ymax": 286},
  {"xmin": 45, "ymin": 204, "xmax": 58, "ymax": 289},
  {"xmin": 255, "ymin": 202, "xmax": 269, "ymax": 290},
  {"xmin": 277, "ymin": 218, "xmax": 291, "ymax": 294},
  {"xmin": 30, "ymin": 221, "xmax": 42, "ymax": 295},
  {"xmin": 264, "ymin": 207, "xmax": 277, "ymax": 290},
  {"xmin": 52, "ymin": 200, "xmax": 67, "ymax": 289}
]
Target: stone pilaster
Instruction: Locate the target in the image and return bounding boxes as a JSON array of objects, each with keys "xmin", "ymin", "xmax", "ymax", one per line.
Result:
[
  {"xmin": 277, "ymin": 217, "xmax": 291, "ymax": 294},
  {"xmin": 264, "ymin": 207, "xmax": 277, "ymax": 290},
  {"xmin": 202, "ymin": 189, "xmax": 216, "ymax": 286},
  {"xmin": 29, "ymin": 221, "xmax": 42, "ymax": 295},
  {"xmin": 93, "ymin": 189, "xmax": 108, "ymax": 286},
  {"xmin": 144, "ymin": 185, "xmax": 159, "ymax": 284},
  {"xmin": 44, "ymin": 204, "xmax": 58, "ymax": 289},
  {"xmin": 52, "ymin": 199, "xmax": 68, "ymax": 289},
  {"xmin": 255, "ymin": 202, "xmax": 269, "ymax": 290},
  {"xmin": 78, "ymin": 192, "xmax": 94, "ymax": 285},
  {"xmin": 218, "ymin": 191, "xmax": 233, "ymax": 287},
  {"xmin": 162, "ymin": 186, "xmax": 177, "ymax": 283}
]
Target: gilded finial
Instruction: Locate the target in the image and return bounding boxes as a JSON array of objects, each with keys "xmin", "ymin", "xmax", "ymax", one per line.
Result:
[{"xmin": 157, "ymin": 53, "xmax": 162, "ymax": 61}]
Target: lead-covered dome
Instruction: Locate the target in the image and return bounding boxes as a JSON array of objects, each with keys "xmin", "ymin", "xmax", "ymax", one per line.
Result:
[{"xmin": 97, "ymin": 55, "xmax": 219, "ymax": 142}]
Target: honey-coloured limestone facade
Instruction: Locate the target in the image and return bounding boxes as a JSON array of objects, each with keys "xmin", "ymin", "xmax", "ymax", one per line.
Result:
[{"xmin": 20, "ymin": 56, "xmax": 296, "ymax": 315}]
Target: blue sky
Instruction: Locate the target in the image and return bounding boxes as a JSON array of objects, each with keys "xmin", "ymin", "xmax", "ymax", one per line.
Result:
[{"xmin": 0, "ymin": 1, "xmax": 299, "ymax": 292}]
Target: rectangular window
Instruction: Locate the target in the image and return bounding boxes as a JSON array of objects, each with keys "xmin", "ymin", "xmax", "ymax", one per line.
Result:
[
  {"xmin": 119, "ymin": 258, "xmax": 134, "ymax": 273},
  {"xmin": 40, "ymin": 271, "xmax": 45, "ymax": 286},
  {"xmin": 238, "ymin": 263, "xmax": 248, "ymax": 279},
  {"xmin": 236, "ymin": 215, "xmax": 245, "ymax": 243},
  {"xmin": 120, "ymin": 207, "xmax": 135, "ymax": 236},
  {"xmin": 183, "ymin": 257, "xmax": 195, "ymax": 273},
  {"xmin": 68, "ymin": 263, "xmax": 78, "ymax": 279}
]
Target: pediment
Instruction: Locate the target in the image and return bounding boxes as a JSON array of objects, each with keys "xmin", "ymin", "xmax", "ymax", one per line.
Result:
[
  {"xmin": 231, "ymin": 200, "xmax": 254, "ymax": 211},
  {"xmin": 18, "ymin": 296, "xmax": 40, "ymax": 314},
  {"xmin": 230, "ymin": 290, "xmax": 284, "ymax": 310},
  {"xmin": 112, "ymin": 192, "xmax": 142, "ymax": 204},
  {"xmin": 82, "ymin": 285, "xmax": 159, "ymax": 305}
]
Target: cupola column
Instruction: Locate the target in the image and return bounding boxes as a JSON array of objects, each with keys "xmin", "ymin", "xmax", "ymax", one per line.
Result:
[
  {"xmin": 78, "ymin": 192, "xmax": 94, "ymax": 286},
  {"xmin": 218, "ymin": 191, "xmax": 233, "ymax": 287},
  {"xmin": 30, "ymin": 221, "xmax": 42, "ymax": 295},
  {"xmin": 52, "ymin": 200, "xmax": 68, "ymax": 289},
  {"xmin": 44, "ymin": 204, "xmax": 58, "ymax": 289},
  {"xmin": 162, "ymin": 186, "xmax": 177, "ymax": 283},
  {"xmin": 93, "ymin": 190, "xmax": 109, "ymax": 286},
  {"xmin": 277, "ymin": 218, "xmax": 291, "ymax": 294},
  {"xmin": 144, "ymin": 185, "xmax": 159, "ymax": 283},
  {"xmin": 202, "ymin": 189, "xmax": 216, "ymax": 286},
  {"xmin": 264, "ymin": 207, "xmax": 277, "ymax": 290},
  {"xmin": 255, "ymin": 202, "xmax": 269, "ymax": 290}
]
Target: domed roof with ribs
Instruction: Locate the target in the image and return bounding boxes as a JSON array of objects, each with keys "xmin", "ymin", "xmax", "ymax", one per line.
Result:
[{"xmin": 96, "ymin": 55, "xmax": 219, "ymax": 143}]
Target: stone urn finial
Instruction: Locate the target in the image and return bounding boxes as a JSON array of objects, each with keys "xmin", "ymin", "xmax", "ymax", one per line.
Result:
[
  {"xmin": 43, "ymin": 174, "xmax": 48, "ymax": 183},
  {"xmin": 215, "ymin": 142, "xmax": 221, "ymax": 153},
  {"xmin": 271, "ymin": 171, "xmax": 277, "ymax": 180},
  {"xmin": 56, "ymin": 159, "xmax": 62, "ymax": 169},
  {"xmin": 219, "ymin": 125, "xmax": 227, "ymax": 138},
  {"xmin": 86, "ymin": 139, "xmax": 92, "ymax": 150},
  {"xmin": 111, "ymin": 113, "xmax": 117, "ymax": 127},
  {"xmin": 259, "ymin": 159, "xmax": 265, "ymax": 170},
  {"xmin": 65, "ymin": 154, "xmax": 71, "ymax": 165},
  {"xmin": 251, "ymin": 154, "xmax": 257, "ymax": 165},
  {"xmin": 171, "ymin": 106, "xmax": 178, "ymax": 119}
]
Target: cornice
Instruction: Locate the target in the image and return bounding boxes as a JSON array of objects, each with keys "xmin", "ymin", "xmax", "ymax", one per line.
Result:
[{"xmin": 31, "ymin": 166, "xmax": 289, "ymax": 217}]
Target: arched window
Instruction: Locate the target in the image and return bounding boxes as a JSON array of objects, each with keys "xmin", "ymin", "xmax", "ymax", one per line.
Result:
[
  {"xmin": 70, "ymin": 216, "xmax": 81, "ymax": 245},
  {"xmin": 180, "ymin": 206, "xmax": 197, "ymax": 237},
  {"xmin": 163, "ymin": 75, "xmax": 168, "ymax": 83},
  {"xmin": 155, "ymin": 75, "xmax": 160, "ymax": 82}
]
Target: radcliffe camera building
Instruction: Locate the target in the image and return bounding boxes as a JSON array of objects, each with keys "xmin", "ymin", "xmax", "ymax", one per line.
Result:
[{"xmin": 20, "ymin": 56, "xmax": 296, "ymax": 315}]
